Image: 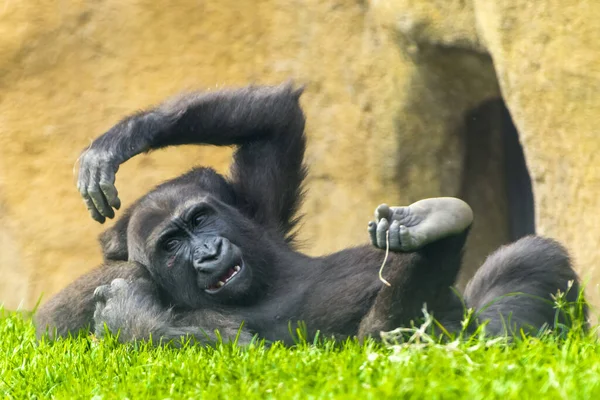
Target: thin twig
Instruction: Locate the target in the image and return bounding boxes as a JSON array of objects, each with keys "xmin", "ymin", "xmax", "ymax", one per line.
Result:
[{"xmin": 378, "ymin": 230, "xmax": 391, "ymax": 287}]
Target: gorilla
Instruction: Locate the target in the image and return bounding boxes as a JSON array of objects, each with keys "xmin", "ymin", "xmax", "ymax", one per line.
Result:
[{"xmin": 35, "ymin": 83, "xmax": 585, "ymax": 345}]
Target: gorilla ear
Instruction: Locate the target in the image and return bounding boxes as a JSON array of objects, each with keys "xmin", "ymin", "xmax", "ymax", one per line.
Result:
[{"xmin": 98, "ymin": 213, "xmax": 130, "ymax": 261}]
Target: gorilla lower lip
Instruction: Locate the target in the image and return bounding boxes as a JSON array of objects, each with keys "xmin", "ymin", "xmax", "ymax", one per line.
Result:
[{"xmin": 206, "ymin": 264, "xmax": 242, "ymax": 292}]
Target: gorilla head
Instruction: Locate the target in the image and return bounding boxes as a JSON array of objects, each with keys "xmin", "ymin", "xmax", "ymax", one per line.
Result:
[{"xmin": 122, "ymin": 167, "xmax": 277, "ymax": 308}]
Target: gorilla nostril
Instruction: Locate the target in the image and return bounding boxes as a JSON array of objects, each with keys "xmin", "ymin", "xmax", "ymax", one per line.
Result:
[
  {"xmin": 214, "ymin": 237, "xmax": 223, "ymax": 253},
  {"xmin": 197, "ymin": 251, "xmax": 218, "ymax": 263}
]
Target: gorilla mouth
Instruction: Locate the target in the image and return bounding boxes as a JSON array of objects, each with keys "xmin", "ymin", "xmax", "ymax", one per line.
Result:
[{"xmin": 205, "ymin": 264, "xmax": 243, "ymax": 293}]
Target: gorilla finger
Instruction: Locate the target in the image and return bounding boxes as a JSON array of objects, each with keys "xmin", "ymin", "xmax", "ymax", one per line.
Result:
[
  {"xmin": 76, "ymin": 176, "xmax": 88, "ymax": 201},
  {"xmin": 99, "ymin": 170, "xmax": 121, "ymax": 210},
  {"xmin": 399, "ymin": 225, "xmax": 411, "ymax": 251},
  {"xmin": 376, "ymin": 218, "xmax": 389, "ymax": 248},
  {"xmin": 389, "ymin": 220, "xmax": 401, "ymax": 250},
  {"xmin": 93, "ymin": 306, "xmax": 103, "ymax": 326},
  {"xmin": 77, "ymin": 153, "xmax": 92, "ymax": 192},
  {"xmin": 77, "ymin": 165, "xmax": 93, "ymax": 208},
  {"xmin": 93, "ymin": 285, "xmax": 111, "ymax": 302},
  {"xmin": 88, "ymin": 183, "xmax": 115, "ymax": 220},
  {"xmin": 110, "ymin": 278, "xmax": 129, "ymax": 291},
  {"xmin": 99, "ymin": 181, "xmax": 121, "ymax": 211},
  {"xmin": 375, "ymin": 204, "xmax": 391, "ymax": 222},
  {"xmin": 82, "ymin": 195, "xmax": 106, "ymax": 224},
  {"xmin": 368, "ymin": 221, "xmax": 377, "ymax": 246}
]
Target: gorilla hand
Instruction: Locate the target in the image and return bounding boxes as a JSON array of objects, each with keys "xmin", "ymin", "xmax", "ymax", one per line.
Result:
[
  {"xmin": 93, "ymin": 278, "xmax": 255, "ymax": 346},
  {"xmin": 93, "ymin": 278, "xmax": 166, "ymax": 342},
  {"xmin": 77, "ymin": 108, "xmax": 174, "ymax": 223},
  {"xmin": 77, "ymin": 146, "xmax": 122, "ymax": 223}
]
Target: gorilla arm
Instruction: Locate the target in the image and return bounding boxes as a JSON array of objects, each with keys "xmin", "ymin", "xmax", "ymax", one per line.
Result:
[
  {"xmin": 92, "ymin": 278, "xmax": 254, "ymax": 346},
  {"xmin": 34, "ymin": 261, "xmax": 149, "ymax": 339},
  {"xmin": 77, "ymin": 83, "xmax": 307, "ymax": 238},
  {"xmin": 35, "ymin": 261, "xmax": 253, "ymax": 344}
]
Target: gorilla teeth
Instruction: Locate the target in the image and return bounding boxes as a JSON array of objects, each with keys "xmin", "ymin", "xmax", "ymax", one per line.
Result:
[{"xmin": 207, "ymin": 264, "xmax": 243, "ymax": 292}]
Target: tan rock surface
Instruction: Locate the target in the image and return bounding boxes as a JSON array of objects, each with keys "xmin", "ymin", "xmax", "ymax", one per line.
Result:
[
  {"xmin": 475, "ymin": 0, "xmax": 600, "ymax": 312},
  {"xmin": 1, "ymin": 0, "xmax": 598, "ymax": 317},
  {"xmin": 0, "ymin": 0, "xmax": 418, "ymax": 308},
  {"xmin": 373, "ymin": 0, "xmax": 600, "ymax": 310}
]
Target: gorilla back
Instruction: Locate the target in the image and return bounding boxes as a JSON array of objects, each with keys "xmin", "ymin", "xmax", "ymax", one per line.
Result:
[{"xmin": 35, "ymin": 83, "xmax": 585, "ymax": 345}]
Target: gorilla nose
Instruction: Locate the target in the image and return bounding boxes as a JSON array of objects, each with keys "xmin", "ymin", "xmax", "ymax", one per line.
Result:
[{"xmin": 193, "ymin": 237, "xmax": 224, "ymax": 270}]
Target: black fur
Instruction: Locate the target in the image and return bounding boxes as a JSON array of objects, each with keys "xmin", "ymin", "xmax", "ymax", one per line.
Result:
[{"xmin": 35, "ymin": 83, "xmax": 585, "ymax": 345}]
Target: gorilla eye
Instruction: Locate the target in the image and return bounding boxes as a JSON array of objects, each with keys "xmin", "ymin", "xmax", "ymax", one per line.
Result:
[
  {"xmin": 192, "ymin": 212, "xmax": 206, "ymax": 227},
  {"xmin": 163, "ymin": 238, "xmax": 180, "ymax": 252}
]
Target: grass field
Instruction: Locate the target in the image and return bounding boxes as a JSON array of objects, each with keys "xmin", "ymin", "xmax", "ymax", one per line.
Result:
[{"xmin": 1, "ymin": 307, "xmax": 599, "ymax": 400}]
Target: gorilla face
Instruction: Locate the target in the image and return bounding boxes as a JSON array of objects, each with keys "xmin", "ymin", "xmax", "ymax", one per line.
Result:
[{"xmin": 126, "ymin": 186, "xmax": 273, "ymax": 308}]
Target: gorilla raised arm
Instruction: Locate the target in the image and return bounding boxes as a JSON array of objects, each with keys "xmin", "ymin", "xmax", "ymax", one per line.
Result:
[
  {"xmin": 35, "ymin": 83, "xmax": 585, "ymax": 345},
  {"xmin": 80, "ymin": 84, "xmax": 307, "ymax": 257}
]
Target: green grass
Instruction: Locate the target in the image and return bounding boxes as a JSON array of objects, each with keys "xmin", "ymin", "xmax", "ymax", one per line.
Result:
[{"xmin": 1, "ymin": 309, "xmax": 599, "ymax": 400}]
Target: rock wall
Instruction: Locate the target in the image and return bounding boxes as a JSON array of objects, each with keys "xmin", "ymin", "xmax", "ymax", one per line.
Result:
[
  {"xmin": 0, "ymin": 0, "xmax": 598, "ymax": 315},
  {"xmin": 476, "ymin": 0, "xmax": 600, "ymax": 312},
  {"xmin": 0, "ymin": 0, "xmax": 422, "ymax": 308},
  {"xmin": 373, "ymin": 0, "xmax": 600, "ymax": 310}
]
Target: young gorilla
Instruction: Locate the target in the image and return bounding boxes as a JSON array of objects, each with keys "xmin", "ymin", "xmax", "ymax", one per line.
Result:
[{"xmin": 35, "ymin": 84, "xmax": 584, "ymax": 345}]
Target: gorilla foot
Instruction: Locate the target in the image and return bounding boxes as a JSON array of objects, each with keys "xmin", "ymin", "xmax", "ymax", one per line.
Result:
[
  {"xmin": 368, "ymin": 211, "xmax": 423, "ymax": 252},
  {"xmin": 368, "ymin": 197, "xmax": 473, "ymax": 252}
]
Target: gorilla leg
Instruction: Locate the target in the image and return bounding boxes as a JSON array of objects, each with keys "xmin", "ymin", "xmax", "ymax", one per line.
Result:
[
  {"xmin": 34, "ymin": 261, "xmax": 149, "ymax": 339},
  {"xmin": 358, "ymin": 198, "xmax": 473, "ymax": 339},
  {"xmin": 464, "ymin": 236, "xmax": 586, "ymax": 335}
]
